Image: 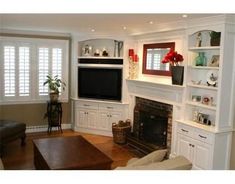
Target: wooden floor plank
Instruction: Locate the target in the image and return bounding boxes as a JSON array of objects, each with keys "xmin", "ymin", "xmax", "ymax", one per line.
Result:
[{"xmin": 1, "ymin": 129, "xmax": 138, "ymax": 170}]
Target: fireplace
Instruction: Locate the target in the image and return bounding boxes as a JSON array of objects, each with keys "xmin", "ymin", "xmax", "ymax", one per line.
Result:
[{"xmin": 127, "ymin": 97, "xmax": 173, "ymax": 155}]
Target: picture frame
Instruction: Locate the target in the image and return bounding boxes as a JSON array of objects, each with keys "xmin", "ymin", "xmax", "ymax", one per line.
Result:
[
  {"xmin": 208, "ymin": 55, "xmax": 219, "ymax": 67},
  {"xmin": 192, "ymin": 95, "xmax": 202, "ymax": 102},
  {"xmin": 82, "ymin": 44, "xmax": 92, "ymax": 56},
  {"xmin": 202, "ymin": 96, "xmax": 210, "ymax": 105},
  {"xmin": 197, "ymin": 112, "xmax": 211, "ymax": 125}
]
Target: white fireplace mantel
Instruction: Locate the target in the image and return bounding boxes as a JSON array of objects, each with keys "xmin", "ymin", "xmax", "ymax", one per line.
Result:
[{"xmin": 126, "ymin": 79, "xmax": 185, "ymax": 107}]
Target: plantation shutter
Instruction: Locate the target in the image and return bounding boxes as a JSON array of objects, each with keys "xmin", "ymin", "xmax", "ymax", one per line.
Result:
[
  {"xmin": 52, "ymin": 48, "xmax": 62, "ymax": 93},
  {"xmin": 4, "ymin": 46, "xmax": 15, "ymax": 97},
  {"xmin": 38, "ymin": 47, "xmax": 49, "ymax": 96},
  {"xmin": 19, "ymin": 47, "xmax": 30, "ymax": 96}
]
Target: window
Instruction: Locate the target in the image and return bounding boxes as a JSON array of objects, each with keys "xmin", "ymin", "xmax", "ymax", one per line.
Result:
[
  {"xmin": 142, "ymin": 42, "xmax": 175, "ymax": 76},
  {"xmin": 0, "ymin": 36, "xmax": 69, "ymax": 104}
]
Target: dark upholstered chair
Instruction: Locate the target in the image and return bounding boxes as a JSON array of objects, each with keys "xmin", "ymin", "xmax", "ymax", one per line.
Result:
[{"xmin": 0, "ymin": 120, "xmax": 26, "ymax": 157}]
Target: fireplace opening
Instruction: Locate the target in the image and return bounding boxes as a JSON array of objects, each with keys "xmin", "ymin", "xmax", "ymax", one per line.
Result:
[
  {"xmin": 140, "ymin": 110, "xmax": 168, "ymax": 146},
  {"xmin": 127, "ymin": 97, "xmax": 172, "ymax": 155}
]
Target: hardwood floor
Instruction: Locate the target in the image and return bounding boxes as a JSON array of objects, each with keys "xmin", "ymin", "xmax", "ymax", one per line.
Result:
[{"xmin": 1, "ymin": 129, "xmax": 138, "ymax": 170}]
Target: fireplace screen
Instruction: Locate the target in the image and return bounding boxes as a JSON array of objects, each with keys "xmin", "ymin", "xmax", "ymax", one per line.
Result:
[{"xmin": 140, "ymin": 110, "xmax": 168, "ymax": 146}]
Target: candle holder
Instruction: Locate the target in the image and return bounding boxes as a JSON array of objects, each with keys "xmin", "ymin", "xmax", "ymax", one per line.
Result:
[{"xmin": 128, "ymin": 54, "xmax": 139, "ymax": 79}]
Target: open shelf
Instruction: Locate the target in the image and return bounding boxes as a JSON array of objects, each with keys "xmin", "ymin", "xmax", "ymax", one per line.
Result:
[
  {"xmin": 189, "ymin": 46, "xmax": 220, "ymax": 51},
  {"xmin": 190, "ymin": 66, "xmax": 219, "ymax": 70},
  {"xmin": 186, "ymin": 101, "xmax": 217, "ymax": 111},
  {"xmin": 187, "ymin": 83, "xmax": 218, "ymax": 90},
  {"xmin": 78, "ymin": 56, "xmax": 123, "ymax": 60}
]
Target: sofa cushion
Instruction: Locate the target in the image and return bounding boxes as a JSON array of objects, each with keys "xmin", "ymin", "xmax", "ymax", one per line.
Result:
[
  {"xmin": 127, "ymin": 149, "xmax": 167, "ymax": 167},
  {"xmin": 126, "ymin": 158, "xmax": 139, "ymax": 165},
  {"xmin": 116, "ymin": 156, "xmax": 192, "ymax": 170},
  {"xmin": 0, "ymin": 158, "xmax": 4, "ymax": 170}
]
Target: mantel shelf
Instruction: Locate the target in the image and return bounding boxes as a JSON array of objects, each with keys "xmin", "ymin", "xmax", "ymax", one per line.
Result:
[{"xmin": 127, "ymin": 79, "xmax": 185, "ymax": 90}]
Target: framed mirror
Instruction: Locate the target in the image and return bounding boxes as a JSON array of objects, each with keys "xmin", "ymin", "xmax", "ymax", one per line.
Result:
[{"xmin": 142, "ymin": 42, "xmax": 175, "ymax": 76}]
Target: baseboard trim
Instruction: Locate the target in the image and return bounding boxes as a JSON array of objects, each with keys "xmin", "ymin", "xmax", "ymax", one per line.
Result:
[{"xmin": 26, "ymin": 123, "xmax": 72, "ymax": 133}]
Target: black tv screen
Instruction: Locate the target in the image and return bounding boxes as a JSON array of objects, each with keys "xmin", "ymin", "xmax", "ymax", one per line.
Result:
[{"xmin": 78, "ymin": 67, "xmax": 122, "ymax": 101}]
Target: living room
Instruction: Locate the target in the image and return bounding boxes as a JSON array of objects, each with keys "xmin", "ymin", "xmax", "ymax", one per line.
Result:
[{"xmin": 1, "ymin": 2, "xmax": 235, "ymax": 182}]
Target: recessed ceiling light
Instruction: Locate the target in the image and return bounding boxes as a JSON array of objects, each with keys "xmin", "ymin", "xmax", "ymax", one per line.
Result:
[
  {"xmin": 123, "ymin": 26, "xmax": 127, "ymax": 30},
  {"xmin": 182, "ymin": 14, "xmax": 188, "ymax": 18},
  {"xmin": 149, "ymin": 21, "xmax": 154, "ymax": 24},
  {"xmin": 91, "ymin": 29, "xmax": 95, "ymax": 32}
]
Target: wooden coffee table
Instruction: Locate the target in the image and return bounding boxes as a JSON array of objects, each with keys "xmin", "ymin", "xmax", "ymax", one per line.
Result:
[{"xmin": 33, "ymin": 135, "xmax": 113, "ymax": 170}]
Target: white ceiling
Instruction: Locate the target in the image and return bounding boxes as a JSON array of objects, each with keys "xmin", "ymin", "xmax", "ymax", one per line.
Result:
[{"xmin": 0, "ymin": 14, "xmax": 221, "ymax": 37}]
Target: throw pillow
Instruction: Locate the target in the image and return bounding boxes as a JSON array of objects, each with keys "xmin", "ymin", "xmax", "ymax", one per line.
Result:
[{"xmin": 128, "ymin": 149, "xmax": 167, "ymax": 167}]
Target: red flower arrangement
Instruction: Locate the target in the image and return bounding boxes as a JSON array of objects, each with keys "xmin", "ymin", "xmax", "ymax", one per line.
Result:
[{"xmin": 162, "ymin": 49, "xmax": 184, "ymax": 66}]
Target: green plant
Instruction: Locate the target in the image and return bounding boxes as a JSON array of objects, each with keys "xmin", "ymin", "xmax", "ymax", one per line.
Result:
[{"xmin": 43, "ymin": 75, "xmax": 66, "ymax": 93}]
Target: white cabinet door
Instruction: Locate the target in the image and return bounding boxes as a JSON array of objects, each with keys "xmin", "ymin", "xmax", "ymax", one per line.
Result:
[
  {"xmin": 98, "ymin": 111, "xmax": 110, "ymax": 131},
  {"xmin": 87, "ymin": 110, "xmax": 98, "ymax": 129},
  {"xmin": 193, "ymin": 140, "xmax": 213, "ymax": 170},
  {"xmin": 177, "ymin": 133, "xmax": 192, "ymax": 162},
  {"xmin": 76, "ymin": 109, "xmax": 88, "ymax": 128}
]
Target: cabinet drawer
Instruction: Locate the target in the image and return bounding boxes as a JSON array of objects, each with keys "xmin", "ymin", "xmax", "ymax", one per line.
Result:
[
  {"xmin": 177, "ymin": 123, "xmax": 194, "ymax": 137},
  {"xmin": 194, "ymin": 129, "xmax": 214, "ymax": 145},
  {"xmin": 76, "ymin": 101, "xmax": 98, "ymax": 109},
  {"xmin": 99, "ymin": 103, "xmax": 123, "ymax": 111}
]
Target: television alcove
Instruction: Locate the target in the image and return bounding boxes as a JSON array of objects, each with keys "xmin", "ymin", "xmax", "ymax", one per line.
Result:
[{"xmin": 78, "ymin": 67, "xmax": 122, "ymax": 102}]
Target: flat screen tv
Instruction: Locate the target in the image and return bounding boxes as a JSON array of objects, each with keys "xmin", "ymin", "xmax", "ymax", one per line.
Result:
[{"xmin": 78, "ymin": 67, "xmax": 122, "ymax": 101}]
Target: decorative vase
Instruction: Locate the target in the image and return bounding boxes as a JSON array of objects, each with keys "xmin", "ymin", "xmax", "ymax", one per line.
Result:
[
  {"xmin": 195, "ymin": 52, "xmax": 207, "ymax": 66},
  {"xmin": 171, "ymin": 66, "xmax": 184, "ymax": 85},
  {"xmin": 210, "ymin": 32, "xmax": 221, "ymax": 46}
]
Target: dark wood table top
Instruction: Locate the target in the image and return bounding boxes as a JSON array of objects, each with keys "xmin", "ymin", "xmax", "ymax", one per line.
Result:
[{"xmin": 33, "ymin": 135, "xmax": 113, "ymax": 170}]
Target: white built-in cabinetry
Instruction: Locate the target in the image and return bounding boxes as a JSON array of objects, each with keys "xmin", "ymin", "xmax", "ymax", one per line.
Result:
[
  {"xmin": 177, "ymin": 122, "xmax": 213, "ymax": 169},
  {"xmin": 73, "ymin": 38, "xmax": 129, "ymax": 136},
  {"xmin": 74, "ymin": 99, "xmax": 128, "ymax": 136},
  {"xmin": 176, "ymin": 24, "xmax": 235, "ymax": 169}
]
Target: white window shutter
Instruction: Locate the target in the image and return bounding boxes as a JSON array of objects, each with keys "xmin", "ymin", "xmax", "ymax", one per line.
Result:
[
  {"xmin": 19, "ymin": 47, "xmax": 30, "ymax": 96},
  {"xmin": 38, "ymin": 47, "xmax": 49, "ymax": 96},
  {"xmin": 4, "ymin": 46, "xmax": 15, "ymax": 97},
  {"xmin": 52, "ymin": 48, "xmax": 62, "ymax": 93}
]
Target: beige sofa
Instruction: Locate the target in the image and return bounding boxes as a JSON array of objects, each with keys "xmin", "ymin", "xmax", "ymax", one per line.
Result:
[
  {"xmin": 115, "ymin": 149, "xmax": 192, "ymax": 170},
  {"xmin": 0, "ymin": 158, "xmax": 4, "ymax": 170}
]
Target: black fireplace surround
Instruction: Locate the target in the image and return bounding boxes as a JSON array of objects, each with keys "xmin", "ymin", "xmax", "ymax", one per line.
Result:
[{"xmin": 127, "ymin": 97, "xmax": 172, "ymax": 155}]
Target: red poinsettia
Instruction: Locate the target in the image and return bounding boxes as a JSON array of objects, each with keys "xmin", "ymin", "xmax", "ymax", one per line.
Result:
[{"xmin": 162, "ymin": 49, "xmax": 184, "ymax": 66}]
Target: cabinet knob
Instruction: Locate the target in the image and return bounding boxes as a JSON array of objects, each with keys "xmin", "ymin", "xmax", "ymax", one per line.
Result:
[
  {"xmin": 107, "ymin": 106, "xmax": 113, "ymax": 109},
  {"xmin": 192, "ymin": 144, "xmax": 195, "ymax": 148},
  {"xmin": 84, "ymin": 104, "xmax": 90, "ymax": 107}
]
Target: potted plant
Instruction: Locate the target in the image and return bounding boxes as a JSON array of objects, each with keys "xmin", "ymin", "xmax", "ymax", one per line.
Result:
[
  {"xmin": 162, "ymin": 49, "xmax": 184, "ymax": 85},
  {"xmin": 209, "ymin": 31, "xmax": 221, "ymax": 46},
  {"xmin": 43, "ymin": 75, "xmax": 66, "ymax": 102}
]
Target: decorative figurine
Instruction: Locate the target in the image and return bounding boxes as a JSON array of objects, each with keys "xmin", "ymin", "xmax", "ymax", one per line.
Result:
[
  {"xmin": 196, "ymin": 32, "xmax": 202, "ymax": 47},
  {"xmin": 82, "ymin": 44, "xmax": 92, "ymax": 56}
]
